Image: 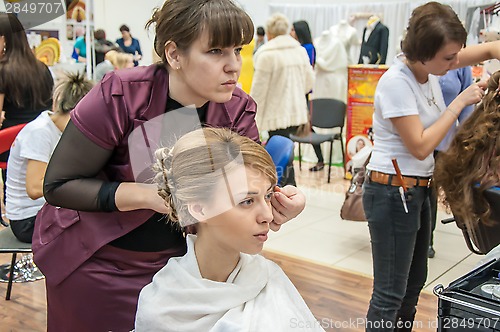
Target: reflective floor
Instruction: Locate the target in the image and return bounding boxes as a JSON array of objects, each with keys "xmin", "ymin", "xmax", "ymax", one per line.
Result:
[{"xmin": 264, "ymin": 161, "xmax": 483, "ymax": 294}]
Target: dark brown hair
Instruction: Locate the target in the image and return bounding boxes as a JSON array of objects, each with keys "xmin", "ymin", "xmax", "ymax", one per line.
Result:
[
  {"xmin": 119, "ymin": 25, "xmax": 130, "ymax": 33},
  {"xmin": 402, "ymin": 2, "xmax": 466, "ymax": 62},
  {"xmin": 0, "ymin": 13, "xmax": 53, "ymax": 109},
  {"xmin": 146, "ymin": 0, "xmax": 254, "ymax": 64},
  {"xmin": 434, "ymin": 71, "xmax": 500, "ymax": 227}
]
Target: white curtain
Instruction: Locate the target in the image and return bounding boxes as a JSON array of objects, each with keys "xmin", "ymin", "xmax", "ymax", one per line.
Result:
[{"xmin": 270, "ymin": 0, "xmax": 494, "ymax": 66}]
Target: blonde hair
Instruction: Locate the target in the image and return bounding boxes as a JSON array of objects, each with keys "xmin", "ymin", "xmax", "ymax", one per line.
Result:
[
  {"xmin": 105, "ymin": 50, "xmax": 132, "ymax": 69},
  {"xmin": 266, "ymin": 13, "xmax": 290, "ymax": 37},
  {"xmin": 153, "ymin": 128, "xmax": 277, "ymax": 227},
  {"xmin": 113, "ymin": 52, "xmax": 133, "ymax": 69},
  {"xmin": 53, "ymin": 71, "xmax": 93, "ymax": 114}
]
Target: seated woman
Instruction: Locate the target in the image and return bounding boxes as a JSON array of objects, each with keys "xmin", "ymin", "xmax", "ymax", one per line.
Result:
[
  {"xmin": 5, "ymin": 72, "xmax": 93, "ymax": 242},
  {"xmin": 135, "ymin": 128, "xmax": 323, "ymax": 332},
  {"xmin": 94, "ymin": 50, "xmax": 134, "ymax": 81},
  {"xmin": 434, "ymin": 70, "xmax": 500, "ymax": 229}
]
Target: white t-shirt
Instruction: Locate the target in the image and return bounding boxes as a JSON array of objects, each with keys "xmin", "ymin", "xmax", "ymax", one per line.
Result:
[
  {"xmin": 368, "ymin": 54, "xmax": 445, "ymax": 177},
  {"xmin": 6, "ymin": 111, "xmax": 61, "ymax": 220}
]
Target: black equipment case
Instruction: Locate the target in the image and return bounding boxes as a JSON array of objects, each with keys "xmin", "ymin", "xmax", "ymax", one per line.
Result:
[{"xmin": 434, "ymin": 259, "xmax": 500, "ymax": 331}]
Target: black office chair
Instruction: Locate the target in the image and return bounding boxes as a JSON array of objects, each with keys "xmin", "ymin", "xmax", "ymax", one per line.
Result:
[
  {"xmin": 0, "ymin": 227, "xmax": 33, "ymax": 300},
  {"xmin": 0, "ymin": 124, "xmax": 40, "ymax": 300},
  {"xmin": 443, "ymin": 187, "xmax": 500, "ymax": 255},
  {"xmin": 289, "ymin": 98, "xmax": 346, "ymax": 183}
]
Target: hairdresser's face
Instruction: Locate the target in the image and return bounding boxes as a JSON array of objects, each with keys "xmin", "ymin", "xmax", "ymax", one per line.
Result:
[
  {"xmin": 423, "ymin": 41, "xmax": 462, "ymax": 76},
  {"xmin": 175, "ymin": 31, "xmax": 243, "ymax": 106},
  {"xmin": 200, "ymin": 167, "xmax": 274, "ymax": 256}
]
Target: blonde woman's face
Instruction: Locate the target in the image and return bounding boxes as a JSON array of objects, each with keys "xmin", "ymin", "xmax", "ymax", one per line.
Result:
[
  {"xmin": 173, "ymin": 31, "xmax": 243, "ymax": 107},
  {"xmin": 198, "ymin": 167, "xmax": 274, "ymax": 256}
]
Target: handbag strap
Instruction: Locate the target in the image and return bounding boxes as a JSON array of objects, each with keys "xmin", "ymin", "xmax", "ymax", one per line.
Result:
[{"xmin": 363, "ymin": 152, "xmax": 372, "ymax": 168}]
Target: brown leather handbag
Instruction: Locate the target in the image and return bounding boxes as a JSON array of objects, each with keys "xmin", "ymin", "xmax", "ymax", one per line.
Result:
[{"xmin": 340, "ymin": 153, "xmax": 371, "ymax": 222}]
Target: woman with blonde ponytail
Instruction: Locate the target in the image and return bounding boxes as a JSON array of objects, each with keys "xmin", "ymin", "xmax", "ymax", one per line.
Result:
[
  {"xmin": 135, "ymin": 128, "xmax": 322, "ymax": 331},
  {"xmin": 5, "ymin": 72, "xmax": 93, "ymax": 242}
]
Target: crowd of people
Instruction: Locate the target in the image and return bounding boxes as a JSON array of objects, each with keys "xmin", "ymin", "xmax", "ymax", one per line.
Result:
[{"xmin": 1, "ymin": 0, "xmax": 500, "ymax": 331}]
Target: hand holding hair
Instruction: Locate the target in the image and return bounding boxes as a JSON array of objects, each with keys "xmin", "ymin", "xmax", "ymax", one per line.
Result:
[{"xmin": 270, "ymin": 185, "xmax": 306, "ymax": 231}]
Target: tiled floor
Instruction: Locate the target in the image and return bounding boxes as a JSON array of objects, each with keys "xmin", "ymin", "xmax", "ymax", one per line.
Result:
[{"xmin": 264, "ymin": 161, "xmax": 485, "ymax": 294}]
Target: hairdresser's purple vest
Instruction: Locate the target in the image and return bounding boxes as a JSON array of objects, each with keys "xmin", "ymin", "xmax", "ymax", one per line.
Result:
[{"xmin": 32, "ymin": 64, "xmax": 259, "ymax": 286}]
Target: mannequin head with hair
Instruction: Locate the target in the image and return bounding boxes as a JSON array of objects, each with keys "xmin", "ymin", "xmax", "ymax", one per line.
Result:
[
  {"xmin": 153, "ymin": 127, "xmax": 277, "ymax": 255},
  {"xmin": 434, "ymin": 70, "xmax": 500, "ymax": 226}
]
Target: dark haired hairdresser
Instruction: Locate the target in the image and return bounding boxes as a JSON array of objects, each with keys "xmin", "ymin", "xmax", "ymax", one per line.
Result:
[
  {"xmin": 5, "ymin": 72, "xmax": 93, "ymax": 242},
  {"xmin": 362, "ymin": 2, "xmax": 500, "ymax": 331},
  {"xmin": 0, "ymin": 13, "xmax": 54, "ymax": 217},
  {"xmin": 32, "ymin": 1, "xmax": 306, "ymax": 331}
]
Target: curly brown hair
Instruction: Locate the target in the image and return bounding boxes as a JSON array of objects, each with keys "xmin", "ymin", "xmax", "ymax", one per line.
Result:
[{"xmin": 434, "ymin": 70, "xmax": 500, "ymax": 227}]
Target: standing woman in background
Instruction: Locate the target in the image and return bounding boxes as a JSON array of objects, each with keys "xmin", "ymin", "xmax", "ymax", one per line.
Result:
[
  {"xmin": 251, "ymin": 14, "xmax": 314, "ymax": 185},
  {"xmin": 291, "ymin": 20, "xmax": 316, "ymax": 66},
  {"xmin": 0, "ymin": 13, "xmax": 54, "ymax": 219},
  {"xmin": 362, "ymin": 2, "xmax": 500, "ymax": 331},
  {"xmin": 116, "ymin": 24, "xmax": 143, "ymax": 67},
  {"xmin": 291, "ymin": 20, "xmax": 326, "ymax": 172}
]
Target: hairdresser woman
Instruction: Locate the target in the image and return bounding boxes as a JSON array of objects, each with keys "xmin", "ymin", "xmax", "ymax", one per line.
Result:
[
  {"xmin": 31, "ymin": 1, "xmax": 305, "ymax": 331},
  {"xmin": 362, "ymin": 2, "xmax": 500, "ymax": 331}
]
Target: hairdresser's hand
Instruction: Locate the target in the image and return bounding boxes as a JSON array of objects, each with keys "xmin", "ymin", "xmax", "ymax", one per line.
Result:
[
  {"xmin": 454, "ymin": 82, "xmax": 487, "ymax": 110},
  {"xmin": 116, "ymin": 183, "xmax": 172, "ymax": 214},
  {"xmin": 270, "ymin": 185, "xmax": 306, "ymax": 231}
]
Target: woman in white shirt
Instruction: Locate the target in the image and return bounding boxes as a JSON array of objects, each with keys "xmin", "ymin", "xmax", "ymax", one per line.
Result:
[
  {"xmin": 135, "ymin": 127, "xmax": 323, "ymax": 332},
  {"xmin": 6, "ymin": 72, "xmax": 93, "ymax": 242},
  {"xmin": 362, "ymin": 2, "xmax": 500, "ymax": 331}
]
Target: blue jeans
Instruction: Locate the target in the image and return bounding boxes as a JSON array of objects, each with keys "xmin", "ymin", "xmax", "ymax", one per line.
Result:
[{"xmin": 362, "ymin": 180, "xmax": 431, "ymax": 331}]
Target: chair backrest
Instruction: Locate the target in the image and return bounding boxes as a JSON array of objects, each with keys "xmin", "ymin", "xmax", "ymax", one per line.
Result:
[
  {"xmin": 309, "ymin": 98, "xmax": 346, "ymax": 129},
  {"xmin": 0, "ymin": 123, "xmax": 27, "ymax": 169},
  {"xmin": 264, "ymin": 135, "xmax": 294, "ymax": 185},
  {"xmin": 454, "ymin": 186, "xmax": 500, "ymax": 254}
]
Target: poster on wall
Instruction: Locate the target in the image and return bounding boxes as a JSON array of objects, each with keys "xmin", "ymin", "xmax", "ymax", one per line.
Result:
[
  {"xmin": 66, "ymin": 0, "xmax": 88, "ymax": 23},
  {"xmin": 345, "ymin": 65, "xmax": 387, "ymax": 178}
]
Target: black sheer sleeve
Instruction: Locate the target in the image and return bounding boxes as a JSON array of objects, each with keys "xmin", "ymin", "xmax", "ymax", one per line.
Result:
[{"xmin": 43, "ymin": 120, "xmax": 118, "ymax": 211}]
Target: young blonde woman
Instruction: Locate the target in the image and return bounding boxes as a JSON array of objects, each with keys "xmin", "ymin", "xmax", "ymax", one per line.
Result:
[
  {"xmin": 32, "ymin": 1, "xmax": 305, "ymax": 330},
  {"xmin": 135, "ymin": 127, "xmax": 323, "ymax": 332}
]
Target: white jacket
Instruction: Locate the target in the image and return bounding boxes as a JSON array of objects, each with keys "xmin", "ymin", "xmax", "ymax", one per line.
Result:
[
  {"xmin": 251, "ymin": 35, "xmax": 315, "ymax": 132},
  {"xmin": 312, "ymin": 31, "xmax": 348, "ymax": 102}
]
